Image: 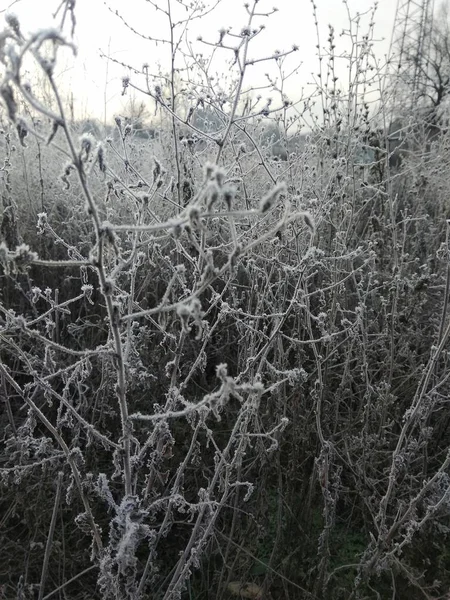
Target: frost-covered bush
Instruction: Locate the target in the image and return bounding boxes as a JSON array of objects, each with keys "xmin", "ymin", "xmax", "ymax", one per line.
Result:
[{"xmin": 2, "ymin": 2, "xmax": 450, "ymax": 600}]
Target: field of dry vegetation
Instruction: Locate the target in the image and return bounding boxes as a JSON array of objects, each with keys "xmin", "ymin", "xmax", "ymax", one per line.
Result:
[{"xmin": 2, "ymin": 1, "xmax": 450, "ymax": 599}]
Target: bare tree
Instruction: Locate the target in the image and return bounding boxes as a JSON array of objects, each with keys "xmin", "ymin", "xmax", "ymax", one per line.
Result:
[{"xmin": 402, "ymin": 2, "xmax": 450, "ymax": 122}]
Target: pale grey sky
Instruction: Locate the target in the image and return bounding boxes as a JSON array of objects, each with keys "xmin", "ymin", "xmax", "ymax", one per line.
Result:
[{"xmin": 4, "ymin": 0, "xmax": 398, "ymax": 122}]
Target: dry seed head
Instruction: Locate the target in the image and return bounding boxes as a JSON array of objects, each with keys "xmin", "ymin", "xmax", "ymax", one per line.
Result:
[
  {"xmin": 121, "ymin": 76, "xmax": 130, "ymax": 96},
  {"xmin": 93, "ymin": 144, "xmax": 106, "ymax": 174},
  {"xmin": 214, "ymin": 167, "xmax": 226, "ymax": 188},
  {"xmin": 80, "ymin": 133, "xmax": 95, "ymax": 161},
  {"xmin": 223, "ymin": 185, "xmax": 235, "ymax": 210},
  {"xmin": 16, "ymin": 119, "xmax": 28, "ymax": 147},
  {"xmin": 0, "ymin": 83, "xmax": 17, "ymax": 122},
  {"xmin": 187, "ymin": 205, "xmax": 201, "ymax": 229},
  {"xmin": 206, "ymin": 181, "xmax": 220, "ymax": 211},
  {"xmin": 13, "ymin": 244, "xmax": 38, "ymax": 272},
  {"xmin": 100, "ymin": 222, "xmax": 119, "ymax": 249},
  {"xmin": 36, "ymin": 212, "xmax": 48, "ymax": 234},
  {"xmin": 153, "ymin": 157, "xmax": 162, "ymax": 182},
  {"xmin": 61, "ymin": 162, "xmax": 75, "ymax": 190},
  {"xmin": 303, "ymin": 211, "xmax": 315, "ymax": 233},
  {"xmin": 203, "ymin": 162, "xmax": 215, "ymax": 180},
  {"xmin": 81, "ymin": 284, "xmax": 94, "ymax": 304},
  {"xmin": 171, "ymin": 221, "xmax": 183, "ymax": 238},
  {"xmin": 31, "ymin": 286, "xmax": 41, "ymax": 304},
  {"xmin": 5, "ymin": 13, "xmax": 20, "ymax": 34},
  {"xmin": 177, "ymin": 304, "xmax": 191, "ymax": 333},
  {"xmin": 230, "ymin": 244, "xmax": 242, "ymax": 269},
  {"xmin": 38, "ymin": 56, "xmax": 55, "ymax": 76},
  {"xmin": 137, "ymin": 192, "xmax": 149, "ymax": 205},
  {"xmin": 189, "ymin": 298, "xmax": 202, "ymax": 319},
  {"xmin": 101, "ymin": 278, "xmax": 114, "ymax": 297},
  {"xmin": 216, "ymin": 363, "xmax": 228, "ymax": 381},
  {"xmin": 0, "ymin": 242, "xmax": 9, "ymax": 274},
  {"xmin": 47, "ymin": 120, "xmax": 59, "ymax": 145},
  {"xmin": 259, "ymin": 182, "xmax": 286, "ymax": 213}
]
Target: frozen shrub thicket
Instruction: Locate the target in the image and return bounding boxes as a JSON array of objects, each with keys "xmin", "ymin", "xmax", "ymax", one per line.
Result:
[{"xmin": 2, "ymin": 1, "xmax": 450, "ymax": 599}]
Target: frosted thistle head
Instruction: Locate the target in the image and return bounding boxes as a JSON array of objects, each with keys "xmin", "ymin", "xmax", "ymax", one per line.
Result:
[
  {"xmin": 153, "ymin": 157, "xmax": 162, "ymax": 182},
  {"xmin": 206, "ymin": 181, "xmax": 220, "ymax": 211},
  {"xmin": 223, "ymin": 185, "xmax": 235, "ymax": 211},
  {"xmin": 214, "ymin": 167, "xmax": 226, "ymax": 188},
  {"xmin": 203, "ymin": 162, "xmax": 215, "ymax": 181},
  {"xmin": 36, "ymin": 212, "xmax": 48, "ymax": 234},
  {"xmin": 0, "ymin": 83, "xmax": 17, "ymax": 122},
  {"xmin": 80, "ymin": 133, "xmax": 95, "ymax": 161},
  {"xmin": 5, "ymin": 12, "xmax": 21, "ymax": 36},
  {"xmin": 121, "ymin": 76, "xmax": 130, "ymax": 96},
  {"xmin": 303, "ymin": 211, "xmax": 315, "ymax": 233},
  {"xmin": 187, "ymin": 205, "xmax": 201, "ymax": 229},
  {"xmin": 259, "ymin": 182, "xmax": 286, "ymax": 214},
  {"xmin": 177, "ymin": 304, "xmax": 191, "ymax": 334},
  {"xmin": 96, "ymin": 143, "xmax": 107, "ymax": 173}
]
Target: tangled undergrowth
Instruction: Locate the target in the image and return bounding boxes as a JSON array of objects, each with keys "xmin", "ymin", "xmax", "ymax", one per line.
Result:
[{"xmin": 2, "ymin": 2, "xmax": 450, "ymax": 599}]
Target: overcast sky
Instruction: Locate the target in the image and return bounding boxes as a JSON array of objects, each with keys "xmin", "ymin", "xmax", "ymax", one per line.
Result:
[{"xmin": 3, "ymin": 0, "xmax": 399, "ymax": 123}]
